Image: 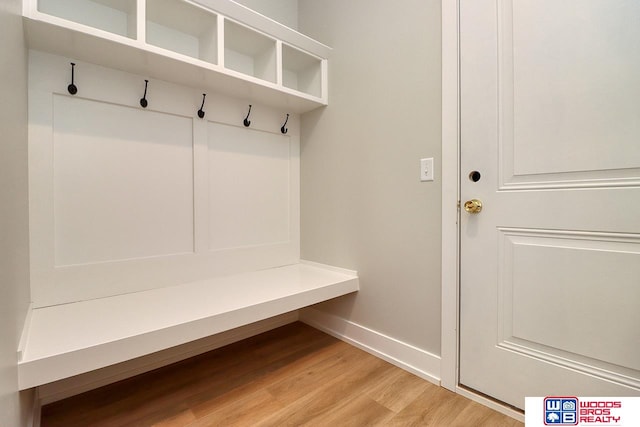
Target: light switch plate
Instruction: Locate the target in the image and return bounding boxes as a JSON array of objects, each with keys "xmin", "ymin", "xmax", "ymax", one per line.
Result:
[{"xmin": 420, "ymin": 158, "xmax": 434, "ymax": 182}]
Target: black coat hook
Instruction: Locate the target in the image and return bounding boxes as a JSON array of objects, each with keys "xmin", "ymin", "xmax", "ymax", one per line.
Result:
[
  {"xmin": 280, "ymin": 113, "xmax": 289, "ymax": 134},
  {"xmin": 140, "ymin": 79, "xmax": 149, "ymax": 108},
  {"xmin": 67, "ymin": 62, "xmax": 77, "ymax": 95},
  {"xmin": 197, "ymin": 93, "xmax": 207, "ymax": 119},
  {"xmin": 243, "ymin": 104, "xmax": 252, "ymax": 127}
]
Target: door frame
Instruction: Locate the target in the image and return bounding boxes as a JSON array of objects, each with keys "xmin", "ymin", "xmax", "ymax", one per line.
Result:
[
  {"xmin": 440, "ymin": 0, "xmax": 523, "ymax": 419},
  {"xmin": 440, "ymin": 0, "xmax": 460, "ymax": 393}
]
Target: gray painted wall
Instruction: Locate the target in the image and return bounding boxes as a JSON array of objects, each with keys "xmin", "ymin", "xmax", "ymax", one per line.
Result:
[
  {"xmin": 298, "ymin": 0, "xmax": 442, "ymax": 354},
  {"xmin": 232, "ymin": 0, "xmax": 298, "ymax": 30},
  {"xmin": 0, "ymin": 0, "xmax": 33, "ymax": 426}
]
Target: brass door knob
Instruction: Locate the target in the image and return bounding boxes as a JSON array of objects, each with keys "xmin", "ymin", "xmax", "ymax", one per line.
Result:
[{"xmin": 464, "ymin": 199, "xmax": 482, "ymax": 214}]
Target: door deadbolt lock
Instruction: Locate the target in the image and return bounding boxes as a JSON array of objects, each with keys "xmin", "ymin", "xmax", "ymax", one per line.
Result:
[{"xmin": 464, "ymin": 199, "xmax": 483, "ymax": 214}]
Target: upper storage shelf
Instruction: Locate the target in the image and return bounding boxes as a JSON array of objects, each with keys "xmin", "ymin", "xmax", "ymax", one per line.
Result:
[{"xmin": 24, "ymin": 0, "xmax": 330, "ymax": 113}]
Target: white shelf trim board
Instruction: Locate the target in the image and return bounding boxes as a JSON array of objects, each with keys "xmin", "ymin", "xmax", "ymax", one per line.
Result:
[
  {"xmin": 18, "ymin": 262, "xmax": 358, "ymax": 390},
  {"xmin": 191, "ymin": 0, "xmax": 331, "ymax": 58}
]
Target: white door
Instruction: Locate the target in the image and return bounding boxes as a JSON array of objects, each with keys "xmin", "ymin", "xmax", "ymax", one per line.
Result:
[{"xmin": 459, "ymin": 0, "xmax": 640, "ymax": 409}]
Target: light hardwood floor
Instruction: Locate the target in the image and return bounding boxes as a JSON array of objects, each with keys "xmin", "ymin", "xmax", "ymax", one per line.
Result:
[{"xmin": 41, "ymin": 322, "xmax": 523, "ymax": 426}]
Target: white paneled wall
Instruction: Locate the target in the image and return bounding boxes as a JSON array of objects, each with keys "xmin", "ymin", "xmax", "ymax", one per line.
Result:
[
  {"xmin": 28, "ymin": 50, "xmax": 300, "ymax": 307},
  {"xmin": 53, "ymin": 96, "xmax": 195, "ymax": 266},
  {"xmin": 207, "ymin": 124, "xmax": 291, "ymax": 250}
]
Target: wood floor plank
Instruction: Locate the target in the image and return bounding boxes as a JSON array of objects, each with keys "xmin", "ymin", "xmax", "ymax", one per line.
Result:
[
  {"xmin": 481, "ymin": 410, "xmax": 525, "ymax": 427},
  {"xmin": 450, "ymin": 400, "xmax": 508, "ymax": 426},
  {"xmin": 253, "ymin": 350, "xmax": 394, "ymax": 426},
  {"xmin": 388, "ymin": 385, "xmax": 519, "ymax": 427},
  {"xmin": 264, "ymin": 343, "xmax": 370, "ymax": 404},
  {"xmin": 182, "ymin": 330, "xmax": 337, "ymax": 411},
  {"xmin": 300, "ymin": 394, "xmax": 395, "ymax": 427},
  {"xmin": 189, "ymin": 340, "xmax": 346, "ymax": 419},
  {"xmin": 186, "ymin": 389, "xmax": 284, "ymax": 427},
  {"xmin": 151, "ymin": 410, "xmax": 197, "ymax": 427},
  {"xmin": 386, "ymin": 384, "xmax": 452, "ymax": 426},
  {"xmin": 41, "ymin": 322, "xmax": 523, "ymax": 427},
  {"xmin": 361, "ymin": 365, "xmax": 432, "ymax": 413}
]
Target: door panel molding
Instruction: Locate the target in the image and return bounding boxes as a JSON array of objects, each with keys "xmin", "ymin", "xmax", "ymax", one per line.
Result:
[
  {"xmin": 498, "ymin": 340, "xmax": 640, "ymax": 390},
  {"xmin": 496, "ymin": 227, "xmax": 640, "ymax": 389},
  {"xmin": 497, "ymin": 0, "xmax": 640, "ymax": 191}
]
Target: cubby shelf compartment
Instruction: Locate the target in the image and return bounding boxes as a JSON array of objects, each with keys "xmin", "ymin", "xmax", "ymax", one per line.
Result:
[
  {"xmin": 224, "ymin": 19, "xmax": 277, "ymax": 83},
  {"xmin": 282, "ymin": 43, "xmax": 323, "ymax": 98},
  {"xmin": 23, "ymin": 0, "xmax": 331, "ymax": 113},
  {"xmin": 146, "ymin": 0, "xmax": 218, "ymax": 64},
  {"xmin": 18, "ymin": 262, "xmax": 359, "ymax": 390},
  {"xmin": 38, "ymin": 0, "xmax": 137, "ymax": 39}
]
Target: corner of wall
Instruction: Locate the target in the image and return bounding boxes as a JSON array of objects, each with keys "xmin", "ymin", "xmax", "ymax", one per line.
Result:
[
  {"xmin": 300, "ymin": 308, "xmax": 441, "ymax": 385},
  {"xmin": 0, "ymin": 0, "xmax": 34, "ymax": 425}
]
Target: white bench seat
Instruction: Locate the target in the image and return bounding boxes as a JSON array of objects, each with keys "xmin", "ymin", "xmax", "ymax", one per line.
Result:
[{"xmin": 18, "ymin": 262, "xmax": 358, "ymax": 389}]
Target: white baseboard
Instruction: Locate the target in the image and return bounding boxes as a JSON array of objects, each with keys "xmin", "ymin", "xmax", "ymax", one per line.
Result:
[
  {"xmin": 300, "ymin": 308, "xmax": 441, "ymax": 385},
  {"xmin": 37, "ymin": 312, "xmax": 299, "ymax": 405}
]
